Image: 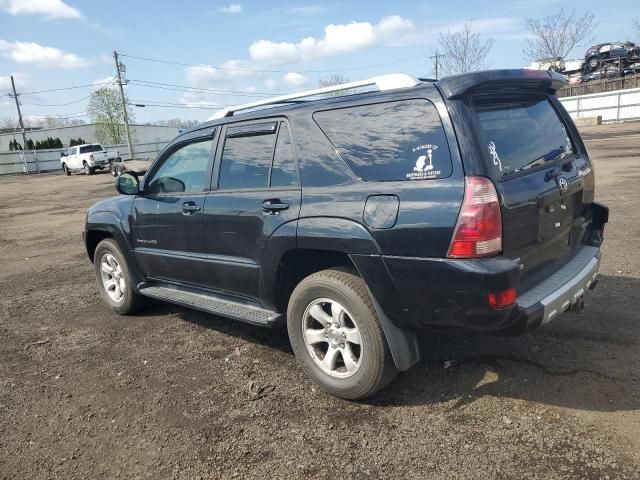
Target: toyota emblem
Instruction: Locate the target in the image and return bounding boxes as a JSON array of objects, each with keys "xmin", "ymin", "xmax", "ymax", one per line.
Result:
[{"xmin": 558, "ymin": 177, "xmax": 568, "ymax": 191}]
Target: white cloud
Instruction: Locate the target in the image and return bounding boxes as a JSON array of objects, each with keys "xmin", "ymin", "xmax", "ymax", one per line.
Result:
[
  {"xmin": 249, "ymin": 15, "xmax": 415, "ymax": 64},
  {"xmin": 0, "ymin": 72, "xmax": 27, "ymax": 91},
  {"xmin": 282, "ymin": 72, "xmax": 308, "ymax": 87},
  {"xmin": 91, "ymin": 76, "xmax": 115, "ymax": 90},
  {"xmin": 0, "ymin": 39, "xmax": 91, "ymax": 68},
  {"xmin": 263, "ymin": 78, "xmax": 278, "ymax": 90},
  {"xmin": 217, "ymin": 3, "xmax": 242, "ymax": 14},
  {"xmin": 0, "ymin": 0, "xmax": 82, "ymax": 19}
]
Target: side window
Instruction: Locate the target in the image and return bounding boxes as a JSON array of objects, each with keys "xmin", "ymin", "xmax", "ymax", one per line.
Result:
[
  {"xmin": 146, "ymin": 139, "xmax": 212, "ymax": 194},
  {"xmin": 314, "ymin": 99, "xmax": 453, "ymax": 182},
  {"xmin": 270, "ymin": 124, "xmax": 298, "ymax": 187},
  {"xmin": 218, "ymin": 127, "xmax": 276, "ymax": 190}
]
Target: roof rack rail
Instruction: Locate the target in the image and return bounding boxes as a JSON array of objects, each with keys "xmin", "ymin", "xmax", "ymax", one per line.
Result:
[{"xmin": 207, "ymin": 73, "xmax": 420, "ymax": 121}]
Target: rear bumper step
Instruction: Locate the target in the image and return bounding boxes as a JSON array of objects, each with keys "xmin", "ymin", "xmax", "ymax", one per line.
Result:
[
  {"xmin": 138, "ymin": 283, "xmax": 284, "ymax": 328},
  {"xmin": 517, "ymin": 246, "xmax": 600, "ymax": 325}
]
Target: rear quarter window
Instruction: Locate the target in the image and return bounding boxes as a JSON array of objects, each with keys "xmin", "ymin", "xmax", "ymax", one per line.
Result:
[
  {"xmin": 313, "ymin": 99, "xmax": 453, "ymax": 182},
  {"xmin": 79, "ymin": 145, "xmax": 104, "ymax": 154}
]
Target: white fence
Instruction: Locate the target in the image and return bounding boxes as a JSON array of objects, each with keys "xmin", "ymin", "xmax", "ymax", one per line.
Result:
[
  {"xmin": 559, "ymin": 87, "xmax": 640, "ymax": 123},
  {"xmin": 0, "ymin": 141, "xmax": 167, "ymax": 175}
]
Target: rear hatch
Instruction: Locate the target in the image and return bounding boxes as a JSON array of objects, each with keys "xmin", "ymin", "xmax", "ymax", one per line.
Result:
[{"xmin": 471, "ymin": 93, "xmax": 595, "ymax": 288}]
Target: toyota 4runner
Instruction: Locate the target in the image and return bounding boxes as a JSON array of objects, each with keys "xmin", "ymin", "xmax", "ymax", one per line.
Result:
[{"xmin": 84, "ymin": 70, "xmax": 608, "ymax": 400}]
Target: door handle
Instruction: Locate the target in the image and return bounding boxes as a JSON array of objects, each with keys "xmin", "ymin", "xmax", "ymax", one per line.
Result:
[
  {"xmin": 262, "ymin": 199, "xmax": 289, "ymax": 213},
  {"xmin": 182, "ymin": 202, "xmax": 201, "ymax": 215}
]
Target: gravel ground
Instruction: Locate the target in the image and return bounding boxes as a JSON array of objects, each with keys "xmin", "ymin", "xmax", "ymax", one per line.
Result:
[{"xmin": 0, "ymin": 122, "xmax": 639, "ymax": 479}]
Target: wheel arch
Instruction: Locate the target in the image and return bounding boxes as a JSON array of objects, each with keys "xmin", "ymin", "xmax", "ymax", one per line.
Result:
[
  {"xmin": 85, "ymin": 211, "xmax": 144, "ymax": 289},
  {"xmin": 261, "ymin": 216, "xmax": 420, "ymax": 371}
]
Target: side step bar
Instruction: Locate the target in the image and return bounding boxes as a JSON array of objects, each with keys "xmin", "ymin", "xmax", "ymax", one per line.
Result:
[{"xmin": 138, "ymin": 283, "xmax": 284, "ymax": 328}]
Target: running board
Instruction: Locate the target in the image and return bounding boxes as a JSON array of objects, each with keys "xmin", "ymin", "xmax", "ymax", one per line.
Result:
[{"xmin": 138, "ymin": 284, "xmax": 284, "ymax": 328}]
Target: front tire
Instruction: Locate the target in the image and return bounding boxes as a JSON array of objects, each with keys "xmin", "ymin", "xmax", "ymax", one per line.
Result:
[
  {"xmin": 287, "ymin": 268, "xmax": 397, "ymax": 400},
  {"xmin": 62, "ymin": 163, "xmax": 70, "ymax": 176},
  {"xmin": 94, "ymin": 239, "xmax": 145, "ymax": 315}
]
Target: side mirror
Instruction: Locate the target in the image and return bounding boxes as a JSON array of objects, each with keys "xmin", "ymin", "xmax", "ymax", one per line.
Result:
[
  {"xmin": 115, "ymin": 173, "xmax": 139, "ymax": 195},
  {"xmin": 60, "ymin": 152, "xmax": 66, "ymax": 157}
]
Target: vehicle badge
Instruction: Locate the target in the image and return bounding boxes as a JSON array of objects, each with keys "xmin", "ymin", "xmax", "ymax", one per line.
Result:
[{"xmin": 558, "ymin": 177, "xmax": 568, "ymax": 191}]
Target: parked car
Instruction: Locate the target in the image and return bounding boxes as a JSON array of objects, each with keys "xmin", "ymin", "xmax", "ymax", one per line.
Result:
[
  {"xmin": 83, "ymin": 70, "xmax": 608, "ymax": 400},
  {"xmin": 583, "ymin": 66, "xmax": 622, "ymax": 82},
  {"xmin": 584, "ymin": 42, "xmax": 640, "ymax": 72},
  {"xmin": 60, "ymin": 143, "xmax": 121, "ymax": 176}
]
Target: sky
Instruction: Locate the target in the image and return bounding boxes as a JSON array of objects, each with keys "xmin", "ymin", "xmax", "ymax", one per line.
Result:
[{"xmin": 0, "ymin": 0, "xmax": 638, "ymax": 124}]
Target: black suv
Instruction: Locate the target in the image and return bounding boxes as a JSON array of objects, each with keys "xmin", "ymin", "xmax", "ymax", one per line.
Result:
[
  {"xmin": 84, "ymin": 70, "xmax": 608, "ymax": 400},
  {"xmin": 584, "ymin": 41, "xmax": 640, "ymax": 72}
]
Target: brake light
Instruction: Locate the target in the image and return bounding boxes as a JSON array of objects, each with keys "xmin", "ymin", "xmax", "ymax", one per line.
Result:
[
  {"xmin": 488, "ymin": 288, "xmax": 516, "ymax": 309},
  {"xmin": 89, "ymin": 154, "xmax": 94, "ymax": 161},
  {"xmin": 447, "ymin": 176, "xmax": 502, "ymax": 258}
]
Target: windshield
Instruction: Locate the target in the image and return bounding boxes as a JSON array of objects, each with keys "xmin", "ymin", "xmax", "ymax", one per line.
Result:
[
  {"xmin": 79, "ymin": 144, "xmax": 104, "ymax": 154},
  {"xmin": 474, "ymin": 95, "xmax": 574, "ymax": 179}
]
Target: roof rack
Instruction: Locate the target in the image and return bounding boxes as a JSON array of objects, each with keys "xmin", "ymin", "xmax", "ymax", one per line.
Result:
[{"xmin": 207, "ymin": 73, "xmax": 420, "ymax": 121}]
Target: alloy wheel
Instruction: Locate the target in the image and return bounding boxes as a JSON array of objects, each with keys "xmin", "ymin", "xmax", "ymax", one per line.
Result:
[
  {"xmin": 302, "ymin": 298, "xmax": 363, "ymax": 378},
  {"xmin": 100, "ymin": 253, "xmax": 125, "ymax": 303}
]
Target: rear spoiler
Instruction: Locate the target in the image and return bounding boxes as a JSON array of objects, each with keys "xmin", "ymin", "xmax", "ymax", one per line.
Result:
[{"xmin": 436, "ymin": 69, "xmax": 567, "ymax": 99}]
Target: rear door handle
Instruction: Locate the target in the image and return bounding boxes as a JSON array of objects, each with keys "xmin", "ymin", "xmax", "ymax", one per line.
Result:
[
  {"xmin": 262, "ymin": 199, "xmax": 289, "ymax": 213},
  {"xmin": 182, "ymin": 202, "xmax": 201, "ymax": 215}
]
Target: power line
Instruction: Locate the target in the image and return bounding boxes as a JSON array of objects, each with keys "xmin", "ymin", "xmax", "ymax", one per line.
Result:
[
  {"xmin": 128, "ymin": 79, "xmax": 282, "ymax": 97},
  {"xmin": 117, "ymin": 52, "xmax": 427, "ymax": 73},
  {"xmin": 20, "ymin": 94, "xmax": 93, "ymax": 107},
  {"xmin": 129, "ymin": 101, "xmax": 229, "ymax": 110},
  {"xmin": 16, "ymin": 79, "xmax": 115, "ymax": 95},
  {"xmin": 23, "ymin": 111, "xmax": 90, "ymax": 118}
]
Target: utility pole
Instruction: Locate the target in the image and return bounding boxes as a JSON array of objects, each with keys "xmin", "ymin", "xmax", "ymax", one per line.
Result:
[
  {"xmin": 10, "ymin": 76, "xmax": 39, "ymax": 173},
  {"xmin": 429, "ymin": 52, "xmax": 444, "ymax": 80},
  {"xmin": 113, "ymin": 50, "xmax": 134, "ymax": 160}
]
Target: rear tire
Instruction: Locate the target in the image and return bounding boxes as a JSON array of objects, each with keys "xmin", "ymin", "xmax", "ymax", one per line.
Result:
[
  {"xmin": 84, "ymin": 162, "xmax": 94, "ymax": 175},
  {"xmin": 94, "ymin": 238, "xmax": 145, "ymax": 315},
  {"xmin": 287, "ymin": 268, "xmax": 397, "ymax": 400},
  {"xmin": 62, "ymin": 163, "xmax": 70, "ymax": 176}
]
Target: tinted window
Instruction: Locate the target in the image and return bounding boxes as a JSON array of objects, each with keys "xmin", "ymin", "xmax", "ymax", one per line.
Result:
[
  {"xmin": 219, "ymin": 131, "xmax": 276, "ymax": 189},
  {"xmin": 474, "ymin": 96, "xmax": 574, "ymax": 179},
  {"xmin": 270, "ymin": 125, "xmax": 298, "ymax": 187},
  {"xmin": 314, "ymin": 99, "xmax": 452, "ymax": 182},
  {"xmin": 147, "ymin": 139, "xmax": 212, "ymax": 194},
  {"xmin": 79, "ymin": 144, "xmax": 104, "ymax": 154}
]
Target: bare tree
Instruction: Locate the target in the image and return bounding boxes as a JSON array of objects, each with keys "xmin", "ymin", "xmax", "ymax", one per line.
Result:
[
  {"xmin": 318, "ymin": 73, "xmax": 350, "ymax": 97},
  {"xmin": 0, "ymin": 117, "xmax": 20, "ymax": 131},
  {"xmin": 524, "ymin": 9, "xmax": 596, "ymax": 69},
  {"xmin": 633, "ymin": 17, "xmax": 640, "ymax": 41},
  {"xmin": 438, "ymin": 21, "xmax": 494, "ymax": 76}
]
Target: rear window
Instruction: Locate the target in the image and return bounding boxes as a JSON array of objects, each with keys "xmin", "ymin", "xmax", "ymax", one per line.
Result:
[
  {"xmin": 79, "ymin": 144, "xmax": 104, "ymax": 154},
  {"xmin": 474, "ymin": 96, "xmax": 574, "ymax": 179},
  {"xmin": 314, "ymin": 99, "xmax": 452, "ymax": 182}
]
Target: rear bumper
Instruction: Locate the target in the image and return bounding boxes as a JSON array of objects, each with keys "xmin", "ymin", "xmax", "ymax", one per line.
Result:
[
  {"xmin": 351, "ymin": 244, "xmax": 601, "ymax": 334},
  {"xmin": 517, "ymin": 246, "xmax": 599, "ymax": 326}
]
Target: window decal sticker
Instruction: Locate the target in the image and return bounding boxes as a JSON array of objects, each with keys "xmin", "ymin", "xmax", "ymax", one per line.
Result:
[
  {"xmin": 406, "ymin": 144, "xmax": 441, "ymax": 180},
  {"xmin": 488, "ymin": 141, "xmax": 502, "ymax": 172}
]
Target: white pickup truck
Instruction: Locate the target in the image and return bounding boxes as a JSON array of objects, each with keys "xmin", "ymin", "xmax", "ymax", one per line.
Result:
[{"xmin": 60, "ymin": 143, "xmax": 121, "ymax": 176}]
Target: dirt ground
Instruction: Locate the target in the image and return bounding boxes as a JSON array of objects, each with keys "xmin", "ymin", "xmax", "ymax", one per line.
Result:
[{"xmin": 1, "ymin": 122, "xmax": 639, "ymax": 479}]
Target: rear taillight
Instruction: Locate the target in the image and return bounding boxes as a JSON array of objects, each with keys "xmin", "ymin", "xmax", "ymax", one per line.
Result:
[
  {"xmin": 89, "ymin": 154, "xmax": 94, "ymax": 161},
  {"xmin": 488, "ymin": 288, "xmax": 516, "ymax": 309},
  {"xmin": 447, "ymin": 176, "xmax": 502, "ymax": 258}
]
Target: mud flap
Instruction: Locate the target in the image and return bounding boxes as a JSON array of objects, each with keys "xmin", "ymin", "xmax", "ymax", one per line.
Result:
[{"xmin": 368, "ymin": 290, "xmax": 420, "ymax": 371}]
